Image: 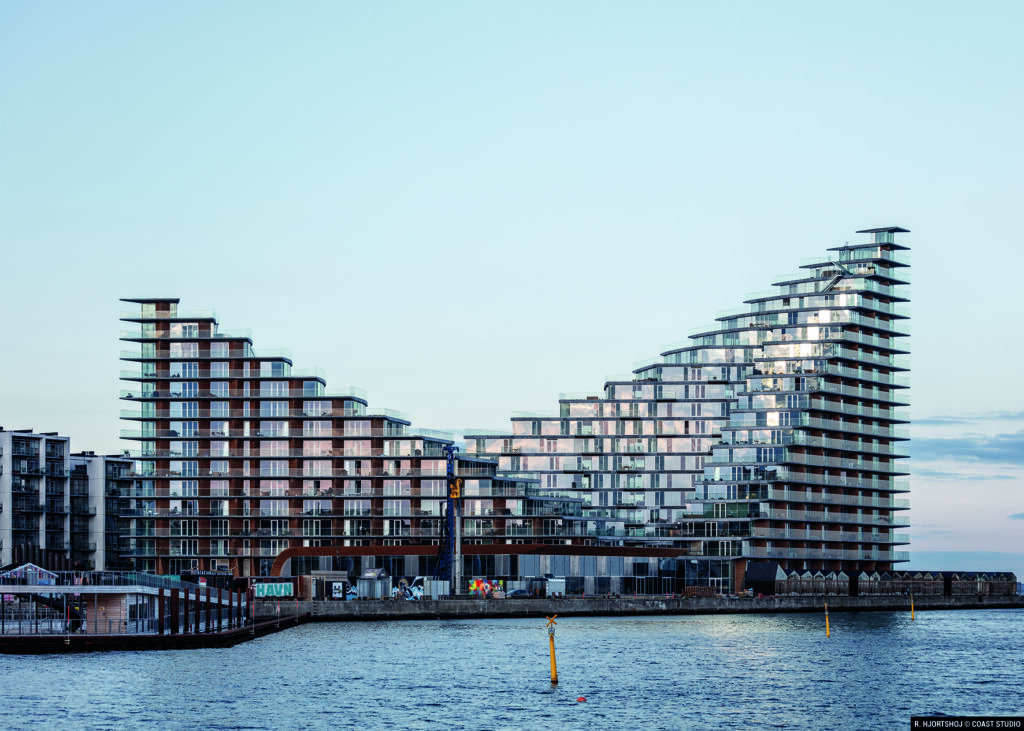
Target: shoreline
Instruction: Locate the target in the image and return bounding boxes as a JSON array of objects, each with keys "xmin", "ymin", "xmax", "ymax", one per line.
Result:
[
  {"xmin": 3, "ymin": 595, "xmax": 1020, "ymax": 653},
  {"xmin": 255, "ymin": 594, "xmax": 1024, "ymax": 622}
]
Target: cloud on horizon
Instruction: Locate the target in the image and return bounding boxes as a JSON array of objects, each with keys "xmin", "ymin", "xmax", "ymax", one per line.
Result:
[
  {"xmin": 914, "ymin": 410, "xmax": 1024, "ymax": 427},
  {"xmin": 909, "ymin": 429, "xmax": 1024, "ymax": 465},
  {"xmin": 912, "ymin": 467, "xmax": 1018, "ymax": 481}
]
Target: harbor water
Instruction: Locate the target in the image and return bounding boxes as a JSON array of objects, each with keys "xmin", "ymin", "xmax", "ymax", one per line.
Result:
[{"xmin": 2, "ymin": 609, "xmax": 1021, "ymax": 730}]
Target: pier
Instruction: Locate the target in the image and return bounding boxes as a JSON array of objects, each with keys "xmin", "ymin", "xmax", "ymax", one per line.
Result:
[{"xmin": 0, "ymin": 566, "xmax": 276, "ymax": 653}]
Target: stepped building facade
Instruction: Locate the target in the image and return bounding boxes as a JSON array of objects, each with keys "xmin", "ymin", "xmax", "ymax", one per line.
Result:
[
  {"xmin": 117, "ymin": 226, "xmax": 911, "ymax": 592},
  {"xmin": 467, "ymin": 227, "xmax": 911, "ymax": 591},
  {"xmin": 118, "ymin": 300, "xmax": 577, "ymax": 578}
]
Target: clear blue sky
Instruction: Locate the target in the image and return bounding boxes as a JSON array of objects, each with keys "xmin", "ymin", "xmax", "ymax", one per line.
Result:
[{"xmin": 2, "ymin": 2, "xmax": 1022, "ymax": 576}]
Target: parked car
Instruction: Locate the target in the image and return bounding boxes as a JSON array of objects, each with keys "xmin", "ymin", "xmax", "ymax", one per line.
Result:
[{"xmin": 506, "ymin": 588, "xmax": 530, "ymax": 599}]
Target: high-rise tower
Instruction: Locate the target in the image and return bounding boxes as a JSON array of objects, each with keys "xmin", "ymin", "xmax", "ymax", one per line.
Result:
[{"xmin": 466, "ymin": 227, "xmax": 910, "ymax": 592}]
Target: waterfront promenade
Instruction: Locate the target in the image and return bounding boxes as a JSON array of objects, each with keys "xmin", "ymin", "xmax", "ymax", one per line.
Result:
[
  {"xmin": 3, "ymin": 593, "xmax": 1019, "ymax": 652},
  {"xmin": 253, "ymin": 594, "xmax": 1024, "ymax": 622}
]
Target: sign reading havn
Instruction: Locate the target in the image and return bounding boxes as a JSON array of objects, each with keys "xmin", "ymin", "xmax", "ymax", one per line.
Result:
[{"xmin": 255, "ymin": 582, "xmax": 293, "ymax": 598}]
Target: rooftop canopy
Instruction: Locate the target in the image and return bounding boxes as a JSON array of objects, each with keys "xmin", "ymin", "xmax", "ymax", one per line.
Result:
[{"xmin": 855, "ymin": 226, "xmax": 911, "ymax": 234}]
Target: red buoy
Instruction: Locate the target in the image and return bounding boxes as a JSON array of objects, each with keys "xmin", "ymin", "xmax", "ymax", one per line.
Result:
[{"xmin": 577, "ymin": 697, "xmax": 587, "ymax": 702}]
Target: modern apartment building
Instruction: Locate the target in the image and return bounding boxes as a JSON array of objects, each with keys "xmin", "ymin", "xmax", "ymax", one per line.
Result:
[
  {"xmin": 466, "ymin": 227, "xmax": 911, "ymax": 591},
  {"xmin": 0, "ymin": 428, "xmax": 132, "ymax": 572},
  {"xmin": 118, "ymin": 299, "xmax": 576, "ymax": 578},
  {"xmin": 69, "ymin": 452, "xmax": 132, "ymax": 571},
  {"xmin": 0, "ymin": 428, "xmax": 71, "ymax": 569}
]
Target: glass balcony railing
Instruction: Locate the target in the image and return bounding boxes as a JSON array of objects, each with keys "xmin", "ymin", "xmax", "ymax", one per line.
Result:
[
  {"xmin": 746, "ymin": 546, "xmax": 910, "ymax": 561},
  {"xmin": 119, "ymin": 328, "xmax": 252, "ymax": 341}
]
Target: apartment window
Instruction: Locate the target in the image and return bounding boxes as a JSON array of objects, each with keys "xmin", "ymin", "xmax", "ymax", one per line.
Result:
[
  {"xmin": 173, "ymin": 500, "xmax": 198, "ymax": 516},
  {"xmin": 169, "ymin": 480, "xmax": 199, "ymax": 497},
  {"xmin": 260, "ymin": 460, "xmax": 288, "ymax": 477},
  {"xmin": 303, "ymin": 519, "xmax": 324, "ymax": 536},
  {"xmin": 383, "ymin": 480, "xmax": 411, "ymax": 496},
  {"xmin": 170, "ymin": 519, "xmax": 199, "ymax": 536},
  {"xmin": 170, "ymin": 421, "xmax": 199, "ymax": 438},
  {"xmin": 303, "ymin": 401, "xmax": 331, "ymax": 417},
  {"xmin": 343, "ymin": 441, "xmax": 371, "ymax": 457},
  {"xmin": 210, "ymin": 441, "xmax": 229, "ymax": 457},
  {"xmin": 174, "ymin": 539, "xmax": 199, "ymax": 556},
  {"xmin": 173, "ymin": 323, "xmax": 199, "ymax": 338},
  {"xmin": 302, "ymin": 440, "xmax": 332, "ymax": 457},
  {"xmin": 304, "ymin": 479, "xmax": 332, "ymax": 495},
  {"xmin": 259, "ymin": 421, "xmax": 288, "ymax": 437},
  {"xmin": 171, "ymin": 401, "xmax": 199, "ymax": 418},
  {"xmin": 304, "ymin": 499, "xmax": 330, "ymax": 515},
  {"xmin": 464, "ymin": 499, "xmax": 493, "ymax": 517},
  {"xmin": 383, "ymin": 519, "xmax": 410, "ymax": 537},
  {"xmin": 344, "ymin": 500, "xmax": 370, "ymax": 516},
  {"xmin": 210, "ymin": 361, "xmax": 229, "ymax": 378},
  {"xmin": 259, "ymin": 500, "xmax": 288, "ymax": 517},
  {"xmin": 170, "ymin": 342, "xmax": 199, "ymax": 358},
  {"xmin": 383, "ymin": 500, "xmax": 410, "ymax": 516},
  {"xmin": 210, "ymin": 499, "xmax": 229, "ymax": 516},
  {"xmin": 260, "ymin": 401, "xmax": 288, "ymax": 417},
  {"xmin": 170, "ymin": 461, "xmax": 198, "ymax": 477},
  {"xmin": 421, "ymin": 480, "xmax": 445, "ymax": 497},
  {"xmin": 210, "ymin": 342, "xmax": 229, "ymax": 357},
  {"xmin": 209, "ymin": 421, "xmax": 229, "ymax": 437},
  {"xmin": 303, "ymin": 421, "xmax": 331, "ymax": 437},
  {"xmin": 261, "ymin": 440, "xmax": 289, "ymax": 457},
  {"xmin": 210, "ymin": 381, "xmax": 229, "ymax": 397},
  {"xmin": 303, "ymin": 460, "xmax": 331, "ymax": 477},
  {"xmin": 260, "ymin": 381, "xmax": 289, "ymax": 397},
  {"xmin": 260, "ymin": 361, "xmax": 289, "ymax": 377},
  {"xmin": 346, "ymin": 421, "xmax": 370, "ymax": 437},
  {"xmin": 303, "ymin": 381, "xmax": 324, "ymax": 396},
  {"xmin": 258, "ymin": 480, "xmax": 287, "ymax": 496},
  {"xmin": 260, "ymin": 538, "xmax": 289, "ymax": 555},
  {"xmin": 259, "ymin": 519, "xmax": 289, "ymax": 536},
  {"xmin": 210, "ymin": 480, "xmax": 229, "ymax": 496},
  {"xmin": 170, "ymin": 362, "xmax": 199, "ymax": 378},
  {"xmin": 210, "ymin": 539, "xmax": 230, "ymax": 556},
  {"xmin": 421, "ymin": 499, "xmax": 443, "ymax": 516}
]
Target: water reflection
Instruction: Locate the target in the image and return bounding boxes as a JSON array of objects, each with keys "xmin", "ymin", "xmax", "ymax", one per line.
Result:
[{"xmin": 0, "ymin": 610, "xmax": 1020, "ymax": 730}]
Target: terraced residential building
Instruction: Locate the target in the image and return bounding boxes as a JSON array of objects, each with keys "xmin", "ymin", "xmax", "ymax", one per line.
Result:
[
  {"xmin": 466, "ymin": 226, "xmax": 911, "ymax": 592},
  {"xmin": 118, "ymin": 299, "xmax": 567, "ymax": 578}
]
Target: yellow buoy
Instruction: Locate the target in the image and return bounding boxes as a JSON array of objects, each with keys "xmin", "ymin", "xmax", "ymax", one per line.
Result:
[
  {"xmin": 546, "ymin": 615, "xmax": 559, "ymax": 684},
  {"xmin": 911, "ymin": 594, "xmax": 915, "ymax": 621},
  {"xmin": 825, "ymin": 602, "xmax": 831, "ymax": 638}
]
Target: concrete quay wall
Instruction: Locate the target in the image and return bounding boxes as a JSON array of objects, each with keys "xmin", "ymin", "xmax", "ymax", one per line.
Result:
[{"xmin": 254, "ymin": 594, "xmax": 1024, "ymax": 622}]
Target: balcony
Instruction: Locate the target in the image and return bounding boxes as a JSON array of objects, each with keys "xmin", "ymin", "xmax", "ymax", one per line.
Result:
[
  {"xmin": 762, "ymin": 508, "xmax": 910, "ymax": 528},
  {"xmin": 761, "ymin": 487, "xmax": 909, "ymax": 510},
  {"xmin": 746, "ymin": 546, "xmax": 910, "ymax": 562}
]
